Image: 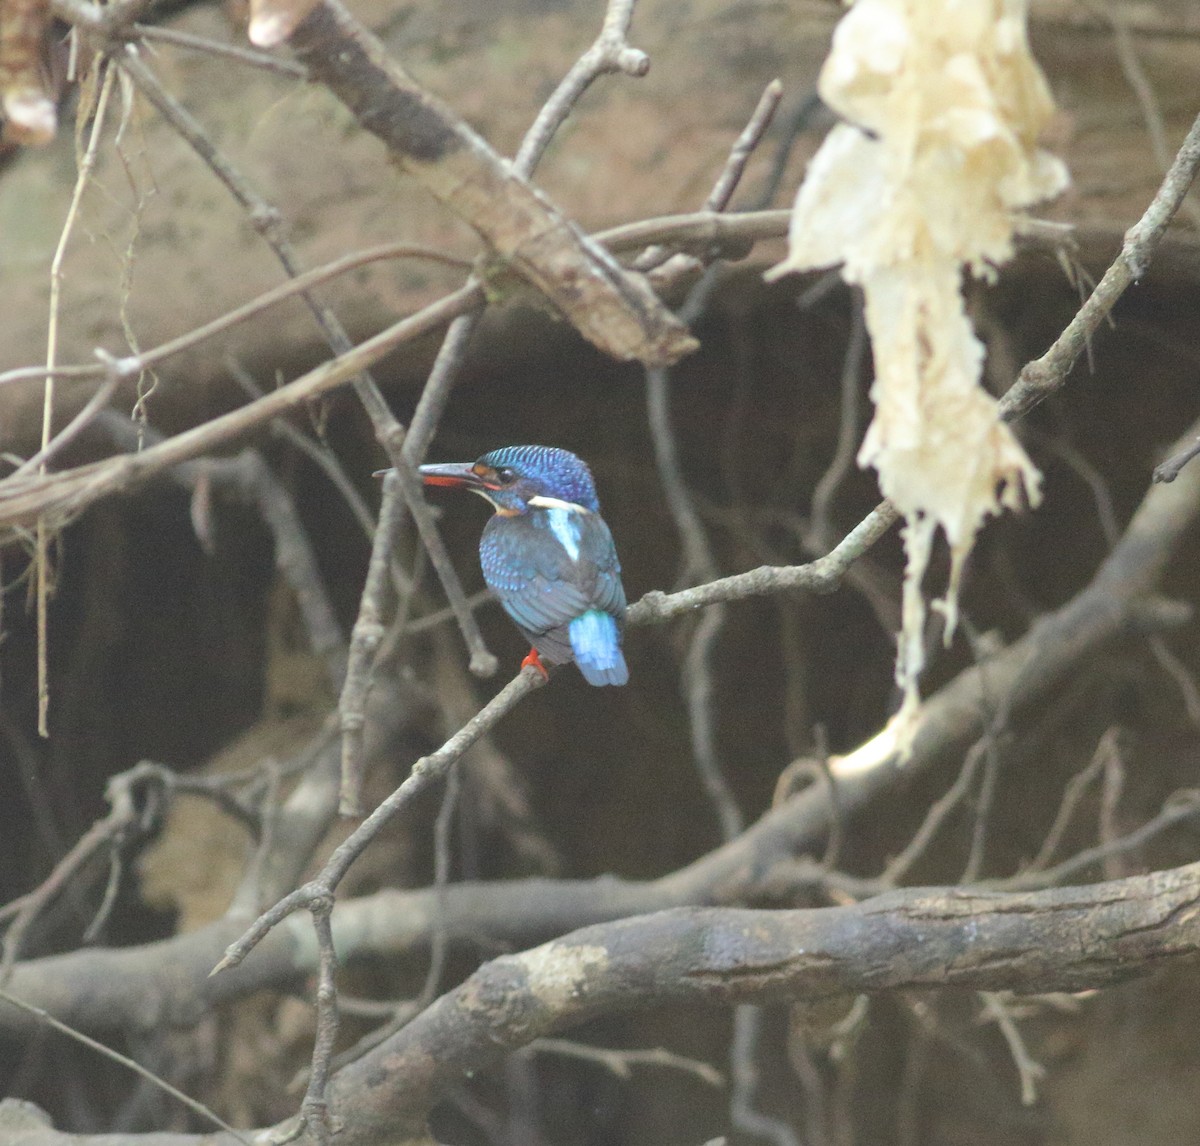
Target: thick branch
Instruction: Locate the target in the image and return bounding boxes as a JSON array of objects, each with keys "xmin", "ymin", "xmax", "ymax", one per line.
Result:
[
  {"xmin": 324, "ymin": 862, "xmax": 1200, "ymax": 1141},
  {"xmin": 11, "ymin": 862, "xmax": 1197, "ymax": 1146},
  {"xmin": 286, "ymin": 0, "xmax": 695, "ymax": 367}
]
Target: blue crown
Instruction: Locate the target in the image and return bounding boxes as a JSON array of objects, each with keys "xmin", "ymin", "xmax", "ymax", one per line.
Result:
[{"xmin": 479, "ymin": 446, "xmax": 601, "ymax": 512}]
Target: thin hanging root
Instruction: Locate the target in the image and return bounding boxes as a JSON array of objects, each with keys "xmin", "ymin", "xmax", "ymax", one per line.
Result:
[{"xmin": 35, "ymin": 62, "xmax": 116, "ymax": 737}]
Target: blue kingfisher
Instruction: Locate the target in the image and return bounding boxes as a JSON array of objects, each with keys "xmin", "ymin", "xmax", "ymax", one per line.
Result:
[{"xmin": 417, "ymin": 445, "xmax": 629, "ymax": 686}]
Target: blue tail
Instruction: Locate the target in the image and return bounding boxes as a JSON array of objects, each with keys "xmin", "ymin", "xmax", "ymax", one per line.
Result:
[{"xmin": 568, "ymin": 610, "xmax": 629, "ymax": 687}]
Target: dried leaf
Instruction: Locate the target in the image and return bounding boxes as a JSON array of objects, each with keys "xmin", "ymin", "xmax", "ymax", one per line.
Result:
[
  {"xmin": 247, "ymin": 0, "xmax": 323, "ymax": 49},
  {"xmin": 0, "ymin": 0, "xmax": 55, "ymax": 145},
  {"xmin": 768, "ymin": 0, "xmax": 1067, "ymax": 716}
]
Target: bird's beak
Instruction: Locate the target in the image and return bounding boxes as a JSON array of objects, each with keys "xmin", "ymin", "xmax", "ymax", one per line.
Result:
[{"xmin": 415, "ymin": 461, "xmax": 487, "ymax": 489}]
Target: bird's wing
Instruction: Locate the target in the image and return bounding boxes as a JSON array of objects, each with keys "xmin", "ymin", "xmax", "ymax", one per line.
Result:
[
  {"xmin": 577, "ymin": 513, "xmax": 627, "ymax": 622},
  {"xmin": 480, "ymin": 515, "xmax": 592, "ymax": 639}
]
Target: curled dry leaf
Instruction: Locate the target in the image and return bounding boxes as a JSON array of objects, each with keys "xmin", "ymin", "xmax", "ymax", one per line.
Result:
[
  {"xmin": 767, "ymin": 0, "xmax": 1067, "ymax": 718},
  {"xmin": 246, "ymin": 0, "xmax": 323, "ymax": 49},
  {"xmin": 0, "ymin": 0, "xmax": 55, "ymax": 145}
]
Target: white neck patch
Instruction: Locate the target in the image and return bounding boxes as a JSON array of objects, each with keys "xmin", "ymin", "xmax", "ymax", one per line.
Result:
[
  {"xmin": 528, "ymin": 495, "xmax": 590, "ymax": 514},
  {"xmin": 529, "ymin": 498, "xmax": 586, "ymax": 561}
]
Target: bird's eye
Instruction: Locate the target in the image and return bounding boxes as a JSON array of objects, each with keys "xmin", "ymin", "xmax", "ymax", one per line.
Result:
[{"xmin": 494, "ymin": 466, "xmax": 516, "ymax": 483}]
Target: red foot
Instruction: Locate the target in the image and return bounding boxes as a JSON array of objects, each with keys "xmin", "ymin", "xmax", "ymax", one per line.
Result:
[{"xmin": 521, "ymin": 647, "xmax": 550, "ymax": 680}]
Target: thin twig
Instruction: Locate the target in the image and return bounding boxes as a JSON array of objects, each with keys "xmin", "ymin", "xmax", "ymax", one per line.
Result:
[
  {"xmin": 647, "ymin": 351, "xmax": 742, "ymax": 839},
  {"xmin": 1098, "ymin": 729, "xmax": 1127, "ymax": 880},
  {"xmin": 1105, "ymin": 2, "xmax": 1200, "ymax": 230},
  {"xmin": 1, "ymin": 804, "xmax": 118, "ymax": 978},
  {"xmin": 422, "ymin": 758, "xmax": 460, "ymax": 1008},
  {"xmin": 1154, "ymin": 436, "xmax": 1200, "ymax": 483},
  {"xmin": 637, "ymin": 80, "xmax": 783, "ymax": 270},
  {"xmin": 627, "ymin": 501, "xmax": 901, "ymax": 625},
  {"xmin": 401, "ymin": 590, "xmax": 494, "ymax": 635},
  {"xmin": 809, "ymin": 303, "xmax": 867, "ymax": 550},
  {"xmin": 708, "ymin": 80, "xmax": 784, "ymax": 212},
  {"xmin": 985, "ymin": 790, "xmax": 1200, "ymax": 891},
  {"xmin": 978, "ymin": 992, "xmax": 1045, "ymax": 1106},
  {"xmin": 0, "ymin": 987, "xmax": 252, "ymax": 1142},
  {"xmin": 226, "ymin": 357, "xmax": 378, "ymax": 541},
  {"xmin": 339, "ymin": 471, "xmax": 404, "ymax": 814},
  {"xmin": 301, "ymin": 901, "xmax": 342, "ymax": 1141},
  {"xmin": 1148, "ymin": 635, "xmax": 1200, "ymax": 727},
  {"xmin": 391, "ymin": 459, "xmax": 497, "ymax": 680},
  {"xmin": 1003, "ymin": 108, "xmax": 1200, "ymax": 420},
  {"xmin": 10, "ymin": 354, "xmax": 124, "ymax": 479},
  {"xmin": 880, "ymin": 741, "xmax": 988, "ymax": 888},
  {"xmin": 1033, "ymin": 430, "xmax": 1122, "ymax": 548},
  {"xmin": 132, "ymin": 22, "xmax": 308, "ymax": 78},
  {"xmin": 212, "ymin": 667, "xmax": 547, "ymax": 975},
  {"xmin": 730, "ymin": 1006, "xmax": 802, "ymax": 1146},
  {"xmin": 528, "ymin": 1038, "xmax": 724, "ymax": 1088},
  {"xmin": 512, "ymin": 0, "xmax": 648, "ymax": 174},
  {"xmin": 1026, "ymin": 727, "xmax": 1116, "ymax": 872},
  {"xmin": 957, "ymin": 630, "xmax": 1013, "ymax": 887}
]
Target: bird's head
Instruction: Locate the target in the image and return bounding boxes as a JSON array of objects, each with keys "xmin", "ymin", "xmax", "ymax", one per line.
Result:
[{"xmin": 418, "ymin": 445, "xmax": 601, "ymax": 516}]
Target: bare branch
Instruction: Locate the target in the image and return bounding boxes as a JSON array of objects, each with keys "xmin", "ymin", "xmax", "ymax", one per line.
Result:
[
  {"xmin": 0, "ymin": 988, "xmax": 249, "ymax": 1141},
  {"xmin": 8, "ymin": 442, "xmax": 1200, "ymax": 1045},
  {"xmin": 977, "ymin": 992, "xmax": 1045, "ymax": 1107},
  {"xmin": 316, "ymin": 863, "xmax": 1200, "ymax": 1143},
  {"xmin": 11, "ymin": 861, "xmax": 1200, "ymax": 1146},
  {"xmin": 1003, "ymin": 109, "xmax": 1200, "ymax": 420},
  {"xmin": 526, "ymin": 1038, "xmax": 723, "ymax": 1088},
  {"xmin": 118, "ymin": 43, "xmax": 494, "ymax": 701},
  {"xmin": 286, "ymin": 0, "xmax": 695, "ymax": 367},
  {"xmin": 0, "ymin": 285, "xmax": 480, "ymax": 535},
  {"xmin": 131, "ymin": 23, "xmax": 308, "ymax": 78},
  {"xmin": 513, "ymin": 0, "xmax": 649, "ymax": 173},
  {"xmin": 628, "ymin": 501, "xmax": 901, "ymax": 625},
  {"xmin": 1154, "ymin": 435, "xmax": 1200, "ymax": 483},
  {"xmin": 213, "ymin": 668, "xmax": 548, "ymax": 976}
]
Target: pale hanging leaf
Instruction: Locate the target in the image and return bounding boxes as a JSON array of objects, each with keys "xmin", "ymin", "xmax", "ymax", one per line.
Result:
[{"xmin": 767, "ymin": 0, "xmax": 1067, "ymax": 719}]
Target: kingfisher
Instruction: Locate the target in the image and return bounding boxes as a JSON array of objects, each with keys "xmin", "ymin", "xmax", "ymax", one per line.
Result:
[{"xmin": 417, "ymin": 445, "xmax": 629, "ymax": 686}]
